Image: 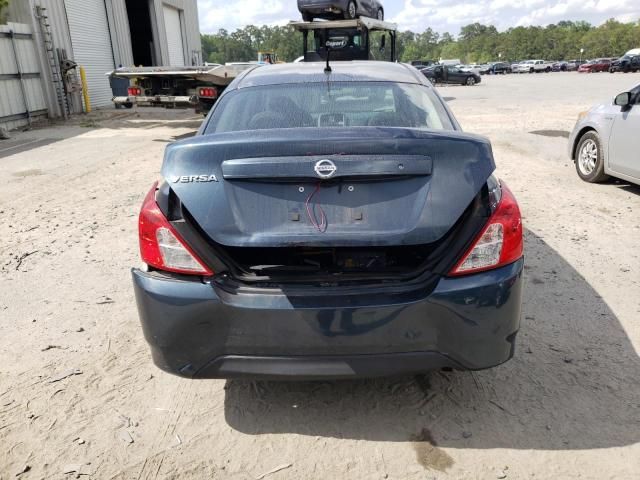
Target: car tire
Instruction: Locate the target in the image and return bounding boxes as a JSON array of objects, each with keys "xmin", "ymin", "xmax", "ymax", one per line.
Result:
[
  {"xmin": 344, "ymin": 1, "xmax": 357, "ymax": 19},
  {"xmin": 465, "ymin": 76, "xmax": 476, "ymax": 86},
  {"xmin": 124, "ymin": 102, "xmax": 134, "ymax": 109},
  {"xmin": 575, "ymin": 131, "xmax": 609, "ymax": 183},
  {"xmin": 376, "ymin": 8, "xmax": 384, "ymax": 20}
]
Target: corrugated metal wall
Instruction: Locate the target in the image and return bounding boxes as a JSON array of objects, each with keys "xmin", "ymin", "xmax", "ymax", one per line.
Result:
[
  {"xmin": 106, "ymin": 0, "xmax": 133, "ymax": 67},
  {"xmin": 152, "ymin": 0, "xmax": 201, "ymax": 66},
  {"xmin": 0, "ymin": 23, "xmax": 47, "ymax": 130},
  {"xmin": 4, "ymin": 0, "xmax": 202, "ymax": 124},
  {"xmin": 65, "ymin": 0, "xmax": 116, "ymax": 107},
  {"xmin": 7, "ymin": 0, "xmax": 78, "ymax": 117}
]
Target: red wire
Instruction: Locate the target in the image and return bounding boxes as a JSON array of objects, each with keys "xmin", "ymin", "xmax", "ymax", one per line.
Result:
[{"xmin": 305, "ymin": 182, "xmax": 327, "ymax": 233}]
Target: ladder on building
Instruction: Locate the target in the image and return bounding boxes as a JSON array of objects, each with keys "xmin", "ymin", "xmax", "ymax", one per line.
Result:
[{"xmin": 34, "ymin": 5, "xmax": 68, "ymax": 119}]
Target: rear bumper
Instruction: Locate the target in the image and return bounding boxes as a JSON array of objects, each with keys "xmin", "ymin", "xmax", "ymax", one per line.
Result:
[
  {"xmin": 113, "ymin": 95, "xmax": 196, "ymax": 108},
  {"xmin": 132, "ymin": 259, "xmax": 524, "ymax": 379}
]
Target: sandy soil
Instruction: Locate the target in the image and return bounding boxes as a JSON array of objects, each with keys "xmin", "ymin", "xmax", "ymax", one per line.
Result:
[{"xmin": 1, "ymin": 72, "xmax": 639, "ymax": 479}]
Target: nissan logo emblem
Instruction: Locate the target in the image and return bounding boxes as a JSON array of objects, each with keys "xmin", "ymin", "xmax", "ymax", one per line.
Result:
[{"xmin": 314, "ymin": 159, "xmax": 337, "ymax": 179}]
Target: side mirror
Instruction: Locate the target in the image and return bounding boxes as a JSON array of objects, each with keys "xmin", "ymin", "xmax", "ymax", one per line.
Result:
[
  {"xmin": 379, "ymin": 35, "xmax": 386, "ymax": 52},
  {"xmin": 614, "ymin": 92, "xmax": 631, "ymax": 107}
]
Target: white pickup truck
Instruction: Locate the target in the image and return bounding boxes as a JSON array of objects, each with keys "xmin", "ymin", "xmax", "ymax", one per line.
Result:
[{"xmin": 513, "ymin": 59, "xmax": 553, "ymax": 73}]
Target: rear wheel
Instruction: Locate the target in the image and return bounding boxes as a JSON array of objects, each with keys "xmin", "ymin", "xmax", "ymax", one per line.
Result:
[
  {"xmin": 545, "ymin": 66, "xmax": 551, "ymax": 72},
  {"xmin": 302, "ymin": 12, "xmax": 313, "ymax": 22},
  {"xmin": 465, "ymin": 76, "xmax": 476, "ymax": 86},
  {"xmin": 575, "ymin": 131, "xmax": 609, "ymax": 183},
  {"xmin": 377, "ymin": 8, "xmax": 384, "ymax": 20},
  {"xmin": 344, "ymin": 1, "xmax": 357, "ymax": 19}
]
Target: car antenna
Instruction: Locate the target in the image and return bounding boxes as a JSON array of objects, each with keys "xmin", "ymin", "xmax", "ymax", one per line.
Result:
[{"xmin": 324, "ymin": 44, "xmax": 332, "ymax": 73}]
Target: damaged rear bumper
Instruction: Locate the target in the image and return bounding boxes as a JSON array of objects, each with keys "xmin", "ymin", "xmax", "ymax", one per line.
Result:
[{"xmin": 132, "ymin": 259, "xmax": 524, "ymax": 379}]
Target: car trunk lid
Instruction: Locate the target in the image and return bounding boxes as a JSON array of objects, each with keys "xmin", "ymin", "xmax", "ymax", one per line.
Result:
[{"xmin": 162, "ymin": 127, "xmax": 495, "ymax": 248}]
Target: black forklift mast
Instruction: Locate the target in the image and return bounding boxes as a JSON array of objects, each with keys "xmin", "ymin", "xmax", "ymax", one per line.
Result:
[{"xmin": 292, "ymin": 17, "xmax": 397, "ymax": 63}]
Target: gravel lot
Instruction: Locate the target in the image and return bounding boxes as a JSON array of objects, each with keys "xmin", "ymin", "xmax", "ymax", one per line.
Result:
[{"xmin": 1, "ymin": 72, "xmax": 639, "ymax": 479}]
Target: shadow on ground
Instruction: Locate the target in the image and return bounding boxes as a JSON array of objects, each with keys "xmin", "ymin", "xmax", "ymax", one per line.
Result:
[
  {"xmin": 0, "ymin": 109, "xmax": 201, "ymax": 159},
  {"xmin": 612, "ymin": 180, "xmax": 640, "ymax": 196},
  {"xmin": 224, "ymin": 229, "xmax": 640, "ymax": 450}
]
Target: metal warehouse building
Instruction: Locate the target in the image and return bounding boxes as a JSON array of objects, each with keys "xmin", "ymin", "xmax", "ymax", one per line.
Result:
[{"xmin": 4, "ymin": 0, "xmax": 201, "ymax": 122}]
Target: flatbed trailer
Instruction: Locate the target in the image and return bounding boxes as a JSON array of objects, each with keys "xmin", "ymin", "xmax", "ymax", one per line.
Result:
[
  {"xmin": 110, "ymin": 17, "xmax": 398, "ymax": 113},
  {"xmin": 110, "ymin": 63, "xmax": 254, "ymax": 113}
]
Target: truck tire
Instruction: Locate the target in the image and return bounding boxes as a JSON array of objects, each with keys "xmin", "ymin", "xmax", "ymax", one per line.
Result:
[
  {"xmin": 545, "ymin": 66, "xmax": 551, "ymax": 72},
  {"xmin": 302, "ymin": 13, "xmax": 313, "ymax": 22},
  {"xmin": 529, "ymin": 67, "xmax": 534, "ymax": 73}
]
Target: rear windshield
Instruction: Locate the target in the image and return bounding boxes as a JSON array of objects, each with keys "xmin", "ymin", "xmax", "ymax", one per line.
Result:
[{"xmin": 205, "ymin": 81, "xmax": 454, "ymax": 133}]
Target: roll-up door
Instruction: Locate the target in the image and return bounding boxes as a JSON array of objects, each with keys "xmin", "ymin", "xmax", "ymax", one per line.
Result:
[
  {"xmin": 65, "ymin": 0, "xmax": 116, "ymax": 107},
  {"xmin": 163, "ymin": 6, "xmax": 185, "ymax": 66}
]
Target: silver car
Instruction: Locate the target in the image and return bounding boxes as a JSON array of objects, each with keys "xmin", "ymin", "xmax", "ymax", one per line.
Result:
[{"xmin": 569, "ymin": 83, "xmax": 640, "ymax": 185}]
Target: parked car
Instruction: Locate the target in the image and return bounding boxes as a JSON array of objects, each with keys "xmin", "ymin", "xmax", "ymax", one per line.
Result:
[
  {"xmin": 569, "ymin": 82, "xmax": 640, "ymax": 185},
  {"xmin": 459, "ymin": 64, "xmax": 483, "ymax": 75},
  {"xmin": 609, "ymin": 55, "xmax": 640, "ymax": 73},
  {"xmin": 512, "ymin": 60, "xmax": 553, "ymax": 73},
  {"xmin": 411, "ymin": 60, "xmax": 435, "ymax": 68},
  {"xmin": 422, "ymin": 65, "xmax": 481, "ymax": 86},
  {"xmin": 552, "ymin": 61, "xmax": 569, "ymax": 72},
  {"xmin": 578, "ymin": 58, "xmax": 613, "ymax": 73},
  {"xmin": 480, "ymin": 62, "xmax": 511, "ymax": 75},
  {"xmin": 298, "ymin": 0, "xmax": 384, "ymax": 21},
  {"xmin": 132, "ymin": 61, "xmax": 524, "ymax": 380},
  {"xmin": 566, "ymin": 60, "xmax": 583, "ymax": 71}
]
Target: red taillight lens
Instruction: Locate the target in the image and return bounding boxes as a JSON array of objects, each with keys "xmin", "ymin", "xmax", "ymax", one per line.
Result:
[
  {"xmin": 138, "ymin": 182, "xmax": 213, "ymax": 276},
  {"xmin": 449, "ymin": 181, "xmax": 523, "ymax": 276},
  {"xmin": 128, "ymin": 87, "xmax": 142, "ymax": 96},
  {"xmin": 198, "ymin": 87, "xmax": 217, "ymax": 98}
]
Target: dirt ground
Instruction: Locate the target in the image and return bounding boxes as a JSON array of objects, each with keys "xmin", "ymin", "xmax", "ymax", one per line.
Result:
[{"xmin": 1, "ymin": 72, "xmax": 639, "ymax": 479}]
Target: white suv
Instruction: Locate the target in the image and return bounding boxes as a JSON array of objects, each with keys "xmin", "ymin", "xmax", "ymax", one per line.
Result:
[{"xmin": 513, "ymin": 60, "xmax": 552, "ymax": 73}]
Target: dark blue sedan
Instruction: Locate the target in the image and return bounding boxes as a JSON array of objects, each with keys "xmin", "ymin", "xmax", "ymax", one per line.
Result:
[
  {"xmin": 298, "ymin": 0, "xmax": 384, "ymax": 21},
  {"xmin": 133, "ymin": 62, "xmax": 524, "ymax": 380}
]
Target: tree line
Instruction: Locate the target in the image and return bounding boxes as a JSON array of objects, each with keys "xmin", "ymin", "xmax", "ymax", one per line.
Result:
[
  {"xmin": 0, "ymin": 0, "xmax": 10, "ymax": 24},
  {"xmin": 202, "ymin": 18, "xmax": 640, "ymax": 65}
]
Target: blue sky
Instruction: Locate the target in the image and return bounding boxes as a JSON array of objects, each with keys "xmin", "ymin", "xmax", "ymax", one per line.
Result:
[{"xmin": 196, "ymin": 0, "xmax": 639, "ymax": 34}]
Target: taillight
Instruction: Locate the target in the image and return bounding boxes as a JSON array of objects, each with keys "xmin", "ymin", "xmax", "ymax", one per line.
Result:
[
  {"xmin": 128, "ymin": 87, "xmax": 142, "ymax": 96},
  {"xmin": 198, "ymin": 87, "xmax": 217, "ymax": 99},
  {"xmin": 138, "ymin": 182, "xmax": 213, "ymax": 276},
  {"xmin": 449, "ymin": 181, "xmax": 523, "ymax": 276}
]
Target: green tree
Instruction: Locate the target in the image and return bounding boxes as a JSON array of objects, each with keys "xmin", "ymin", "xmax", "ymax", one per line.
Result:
[
  {"xmin": 201, "ymin": 18, "xmax": 640, "ymax": 65},
  {"xmin": 0, "ymin": 0, "xmax": 10, "ymax": 24}
]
